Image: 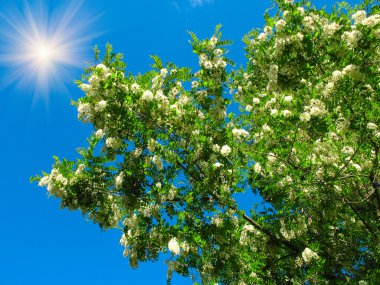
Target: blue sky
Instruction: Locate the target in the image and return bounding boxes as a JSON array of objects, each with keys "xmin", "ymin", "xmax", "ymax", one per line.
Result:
[{"xmin": 0, "ymin": 0, "xmax": 362, "ymax": 284}]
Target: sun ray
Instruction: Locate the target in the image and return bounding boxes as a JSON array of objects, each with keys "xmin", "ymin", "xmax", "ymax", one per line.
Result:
[{"xmin": 0, "ymin": 0, "xmax": 99, "ymax": 98}]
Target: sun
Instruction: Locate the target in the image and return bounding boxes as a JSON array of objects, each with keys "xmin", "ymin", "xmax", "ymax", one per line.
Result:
[
  {"xmin": 35, "ymin": 44, "xmax": 53, "ymax": 62},
  {"xmin": 0, "ymin": 0, "xmax": 97, "ymax": 97}
]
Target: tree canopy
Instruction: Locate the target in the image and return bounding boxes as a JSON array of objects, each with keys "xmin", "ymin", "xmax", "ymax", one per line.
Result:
[{"xmin": 33, "ymin": 0, "xmax": 380, "ymax": 283}]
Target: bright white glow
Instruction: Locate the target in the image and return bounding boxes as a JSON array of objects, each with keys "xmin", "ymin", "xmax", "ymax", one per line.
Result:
[
  {"xmin": 35, "ymin": 44, "xmax": 52, "ymax": 62},
  {"xmin": 0, "ymin": 1, "xmax": 98, "ymax": 97}
]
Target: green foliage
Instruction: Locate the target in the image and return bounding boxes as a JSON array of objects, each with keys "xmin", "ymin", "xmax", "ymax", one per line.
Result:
[{"xmin": 33, "ymin": 0, "xmax": 380, "ymax": 284}]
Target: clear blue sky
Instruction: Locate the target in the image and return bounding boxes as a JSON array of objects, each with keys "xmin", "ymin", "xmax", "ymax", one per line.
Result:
[{"xmin": 0, "ymin": 0, "xmax": 361, "ymax": 284}]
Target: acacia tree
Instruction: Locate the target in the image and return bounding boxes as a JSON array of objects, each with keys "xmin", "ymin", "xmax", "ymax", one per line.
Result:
[{"xmin": 33, "ymin": 0, "xmax": 380, "ymax": 283}]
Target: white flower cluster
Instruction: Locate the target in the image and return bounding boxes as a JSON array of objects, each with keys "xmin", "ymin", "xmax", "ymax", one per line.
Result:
[
  {"xmin": 302, "ymin": 13, "xmax": 320, "ymax": 31},
  {"xmin": 323, "ymin": 22, "xmax": 341, "ymax": 38},
  {"xmin": 303, "ymin": 99, "xmax": 327, "ymax": 118},
  {"xmin": 220, "ymin": 145, "xmax": 232, "ymax": 156},
  {"xmin": 280, "ymin": 219, "xmax": 295, "ymax": 241},
  {"xmin": 267, "ymin": 64, "xmax": 278, "ymax": 91},
  {"xmin": 257, "ymin": 26, "xmax": 272, "ymax": 43},
  {"xmin": 141, "ymin": 90, "xmax": 154, "ymax": 102},
  {"xmin": 152, "ymin": 155, "xmax": 163, "ymax": 170},
  {"xmin": 274, "ymin": 32, "xmax": 304, "ymax": 55},
  {"xmin": 301, "ymin": 247, "xmax": 318, "ymax": 264},
  {"xmin": 87, "ymin": 64, "xmax": 111, "ymax": 89},
  {"xmin": 342, "ymin": 29, "xmax": 362, "ymax": 49},
  {"xmin": 198, "ymin": 51, "xmax": 227, "ymax": 70},
  {"xmin": 275, "ymin": 19, "xmax": 286, "ymax": 32},
  {"xmin": 106, "ymin": 137, "xmax": 122, "ymax": 149},
  {"xmin": 352, "ymin": 10, "xmax": 367, "ymax": 25},
  {"xmin": 115, "ymin": 171, "xmax": 124, "ymax": 189},
  {"xmin": 38, "ymin": 168, "xmax": 67, "ymax": 198},
  {"xmin": 232, "ymin": 128, "xmax": 250, "ymax": 140},
  {"xmin": 168, "ymin": 237, "xmax": 180, "ymax": 255},
  {"xmin": 77, "ymin": 102, "xmax": 91, "ymax": 122},
  {"xmin": 361, "ymin": 14, "xmax": 380, "ymax": 28},
  {"xmin": 324, "ymin": 64, "xmax": 364, "ymax": 96},
  {"xmin": 342, "ymin": 64, "xmax": 364, "ymax": 81}
]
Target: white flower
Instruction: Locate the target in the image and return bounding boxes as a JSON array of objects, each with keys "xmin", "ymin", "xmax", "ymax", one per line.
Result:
[
  {"xmin": 160, "ymin": 68, "xmax": 168, "ymax": 77},
  {"xmin": 352, "ymin": 10, "xmax": 366, "ymax": 25},
  {"xmin": 232, "ymin": 128, "xmax": 249, "ymax": 139},
  {"xmin": 257, "ymin": 32, "xmax": 267, "ymax": 41},
  {"xmin": 282, "ymin": 110, "xmax": 292, "ymax": 117},
  {"xmin": 283, "ymin": 95, "xmax": 293, "ymax": 102},
  {"xmin": 367, "ymin": 122, "xmax": 377, "ymax": 130},
  {"xmin": 276, "ymin": 19, "xmax": 286, "ymax": 31},
  {"xmin": 342, "ymin": 30, "xmax": 362, "ymax": 49},
  {"xmin": 362, "ymin": 15, "xmax": 380, "ymax": 28},
  {"xmin": 265, "ymin": 98, "xmax": 276, "ymax": 109},
  {"xmin": 106, "ymin": 137, "xmax": 121, "ymax": 149},
  {"xmin": 284, "ymin": 0, "xmax": 294, "ymax": 4},
  {"xmin": 342, "ymin": 64, "xmax": 364, "ymax": 80},
  {"xmin": 168, "ymin": 238, "xmax": 180, "ymax": 255},
  {"xmin": 254, "ymin": 162, "xmax": 262, "ymax": 174},
  {"xmin": 302, "ymin": 247, "xmax": 318, "ymax": 264},
  {"xmin": 267, "ymin": 152, "xmax": 276, "ymax": 163},
  {"xmin": 152, "ymin": 155, "xmax": 163, "ymax": 170},
  {"xmin": 56, "ymin": 174, "xmax": 68, "ymax": 186},
  {"xmin": 77, "ymin": 102, "xmax": 91, "ymax": 119},
  {"xmin": 212, "ymin": 216, "xmax": 223, "ymax": 227},
  {"xmin": 79, "ymin": 83, "xmax": 91, "ymax": 92},
  {"xmin": 191, "ymin": 81, "xmax": 199, "ymax": 89},
  {"xmin": 332, "ymin": 70, "xmax": 342, "ymax": 81},
  {"xmin": 323, "ymin": 22, "xmax": 341, "ymax": 37},
  {"xmin": 210, "ymin": 36, "xmax": 218, "ymax": 47},
  {"xmin": 38, "ymin": 176, "xmax": 50, "ymax": 187},
  {"xmin": 269, "ymin": 64, "xmax": 279, "ymax": 79},
  {"xmin": 120, "ymin": 233, "xmax": 128, "ymax": 247},
  {"xmin": 203, "ymin": 60, "xmax": 213, "ymax": 69},
  {"xmin": 243, "ymin": 225, "xmax": 255, "ymax": 232},
  {"xmin": 95, "ymin": 129, "xmax": 104, "ymax": 139},
  {"xmin": 250, "ymin": 272, "xmax": 258, "ymax": 279},
  {"xmin": 96, "ymin": 63, "xmax": 108, "ymax": 73},
  {"xmin": 141, "ymin": 90, "xmax": 154, "ymax": 102},
  {"xmin": 215, "ymin": 58, "xmax": 227, "ymax": 68},
  {"xmin": 270, "ymin": 109, "xmax": 278, "ymax": 116},
  {"xmin": 155, "ymin": 90, "xmax": 167, "ymax": 102},
  {"xmin": 95, "ymin": 100, "xmax": 107, "ymax": 112},
  {"xmin": 297, "ymin": 7, "xmax": 305, "ymax": 15},
  {"xmin": 264, "ymin": 26, "xmax": 272, "ymax": 34},
  {"xmin": 352, "ymin": 163, "xmax": 362, "ymax": 172},
  {"xmin": 220, "ymin": 145, "xmax": 231, "ymax": 156},
  {"xmin": 75, "ymin": 164, "xmax": 86, "ymax": 175},
  {"xmin": 88, "ymin": 74, "xmax": 100, "ymax": 85},
  {"xmin": 131, "ymin": 83, "xmax": 140, "ymax": 94},
  {"xmin": 213, "ymin": 162, "xmax": 223, "ymax": 168},
  {"xmin": 212, "ymin": 144, "xmax": 220, "ymax": 153},
  {"xmin": 214, "ymin": 48, "xmax": 223, "ymax": 56},
  {"xmin": 302, "ymin": 16, "xmax": 315, "ymax": 31},
  {"xmin": 309, "ymin": 106, "xmax": 323, "ymax": 116},
  {"xmin": 245, "ymin": 105, "xmax": 252, "ymax": 112},
  {"xmin": 115, "ymin": 172, "xmax": 124, "ymax": 189},
  {"xmin": 342, "ymin": 146, "xmax": 355, "ymax": 156},
  {"xmin": 262, "ymin": 124, "xmax": 271, "ymax": 132},
  {"xmin": 300, "ymin": 112, "xmax": 311, "ymax": 122},
  {"xmin": 252, "ymin": 98, "xmax": 260, "ymax": 104}
]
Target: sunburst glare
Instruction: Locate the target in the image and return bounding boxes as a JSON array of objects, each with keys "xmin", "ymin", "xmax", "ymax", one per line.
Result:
[{"xmin": 0, "ymin": 0, "xmax": 98, "ymax": 97}]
